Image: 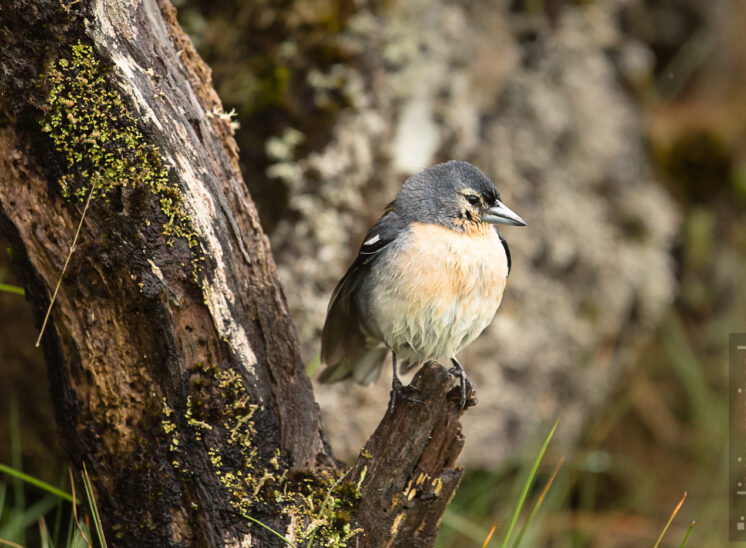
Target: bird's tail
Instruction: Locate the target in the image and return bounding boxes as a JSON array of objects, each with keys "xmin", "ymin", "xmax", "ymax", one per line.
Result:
[{"xmin": 318, "ymin": 346, "xmax": 389, "ymax": 385}]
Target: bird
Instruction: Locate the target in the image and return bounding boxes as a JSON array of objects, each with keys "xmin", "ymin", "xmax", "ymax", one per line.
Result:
[{"xmin": 318, "ymin": 160, "xmax": 525, "ymax": 410}]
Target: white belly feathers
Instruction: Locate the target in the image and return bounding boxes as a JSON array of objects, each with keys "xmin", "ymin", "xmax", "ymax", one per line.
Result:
[{"xmin": 364, "ymin": 222, "xmax": 508, "ymax": 366}]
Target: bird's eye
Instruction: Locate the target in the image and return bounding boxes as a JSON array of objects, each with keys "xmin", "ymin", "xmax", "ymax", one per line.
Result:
[{"xmin": 465, "ymin": 194, "xmax": 481, "ymax": 206}]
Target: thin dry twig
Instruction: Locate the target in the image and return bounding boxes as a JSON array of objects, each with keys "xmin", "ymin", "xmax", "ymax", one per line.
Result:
[
  {"xmin": 481, "ymin": 518, "xmax": 500, "ymax": 548},
  {"xmin": 510, "ymin": 456, "xmax": 566, "ymax": 548},
  {"xmin": 82, "ymin": 462, "xmax": 107, "ymax": 548},
  {"xmin": 531, "ymin": 457, "xmax": 564, "ymax": 516},
  {"xmin": 654, "ymin": 491, "xmax": 687, "ymax": 548},
  {"xmin": 35, "ymin": 184, "xmax": 96, "ymax": 347},
  {"xmin": 69, "ymin": 467, "xmax": 93, "ymax": 548}
]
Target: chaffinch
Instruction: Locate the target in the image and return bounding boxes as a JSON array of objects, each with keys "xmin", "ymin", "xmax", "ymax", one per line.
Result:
[{"xmin": 319, "ymin": 161, "xmax": 525, "ymax": 409}]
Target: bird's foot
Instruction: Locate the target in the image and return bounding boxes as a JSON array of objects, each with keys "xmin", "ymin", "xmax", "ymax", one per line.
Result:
[
  {"xmin": 388, "ymin": 379, "xmax": 424, "ymax": 414},
  {"xmin": 389, "ymin": 374, "xmax": 404, "ymax": 414},
  {"xmin": 448, "ymin": 360, "xmax": 477, "ymax": 410}
]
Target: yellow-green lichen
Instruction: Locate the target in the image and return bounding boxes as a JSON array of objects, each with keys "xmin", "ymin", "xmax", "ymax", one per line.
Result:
[
  {"xmin": 161, "ymin": 398, "xmax": 181, "ymax": 467},
  {"xmin": 185, "ymin": 395, "xmax": 212, "ymax": 440},
  {"xmin": 208, "ymin": 447, "xmax": 223, "ymax": 471},
  {"xmin": 40, "ymin": 42, "xmax": 202, "ymax": 274},
  {"xmin": 206, "ymin": 366, "xmax": 266, "ymax": 509},
  {"xmin": 172, "ymin": 362, "xmax": 363, "ymax": 546}
]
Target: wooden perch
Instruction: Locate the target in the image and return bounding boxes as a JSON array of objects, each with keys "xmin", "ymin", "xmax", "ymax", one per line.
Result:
[
  {"xmin": 351, "ymin": 362, "xmax": 475, "ymax": 547},
  {"xmin": 0, "ymin": 0, "xmax": 472, "ymax": 546}
]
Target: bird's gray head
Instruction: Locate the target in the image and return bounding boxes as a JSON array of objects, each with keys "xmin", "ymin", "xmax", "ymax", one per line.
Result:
[{"xmin": 394, "ymin": 161, "xmax": 526, "ymax": 231}]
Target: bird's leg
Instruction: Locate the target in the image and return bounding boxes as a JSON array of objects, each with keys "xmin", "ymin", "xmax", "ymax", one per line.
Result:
[
  {"xmin": 388, "ymin": 353, "xmax": 425, "ymax": 413},
  {"xmin": 389, "ymin": 352, "xmax": 402, "ymax": 414},
  {"xmin": 449, "ymin": 357, "xmax": 475, "ymax": 410}
]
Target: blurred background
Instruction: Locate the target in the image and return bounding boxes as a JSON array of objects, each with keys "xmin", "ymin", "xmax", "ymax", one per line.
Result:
[{"xmin": 1, "ymin": 0, "xmax": 745, "ymax": 546}]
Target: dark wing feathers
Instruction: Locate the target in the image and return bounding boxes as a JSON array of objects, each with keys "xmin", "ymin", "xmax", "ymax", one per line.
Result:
[
  {"xmin": 319, "ymin": 211, "xmax": 404, "ymax": 384},
  {"xmin": 497, "ymin": 228, "xmax": 512, "ymax": 274}
]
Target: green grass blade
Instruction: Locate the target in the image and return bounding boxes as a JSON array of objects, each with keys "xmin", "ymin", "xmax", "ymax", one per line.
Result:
[
  {"xmin": 70, "ymin": 520, "xmax": 92, "ymax": 548},
  {"xmin": 9, "ymin": 397, "xmax": 23, "ymax": 528},
  {"xmin": 242, "ymin": 514, "xmax": 297, "ymax": 547},
  {"xmin": 52, "ymin": 487, "xmax": 64, "ymax": 545},
  {"xmin": 0, "ymin": 464, "xmax": 75, "ymax": 504},
  {"xmin": 2, "ymin": 494, "xmax": 58, "ymax": 542},
  {"xmin": 0, "ymin": 483, "xmax": 7, "ymax": 521},
  {"xmin": 441, "ymin": 510, "xmax": 489, "ymax": 544},
  {"xmin": 82, "ymin": 464, "xmax": 107, "ymax": 548},
  {"xmin": 500, "ymin": 413, "xmax": 562, "ymax": 548},
  {"xmin": 65, "ymin": 508, "xmax": 75, "ymax": 548},
  {"xmin": 0, "ymin": 284, "xmax": 24, "ymax": 296},
  {"xmin": 39, "ymin": 516, "xmax": 50, "ymax": 548},
  {"xmin": 510, "ymin": 457, "xmax": 564, "ymax": 548},
  {"xmin": 662, "ymin": 317, "xmax": 714, "ymax": 423},
  {"xmin": 680, "ymin": 520, "xmax": 694, "ymax": 547}
]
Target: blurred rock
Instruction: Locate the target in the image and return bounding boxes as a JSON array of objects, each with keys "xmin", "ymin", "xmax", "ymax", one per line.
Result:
[{"xmin": 256, "ymin": 1, "xmax": 680, "ymax": 463}]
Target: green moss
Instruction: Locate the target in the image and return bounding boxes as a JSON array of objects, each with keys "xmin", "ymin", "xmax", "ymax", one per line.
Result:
[
  {"xmin": 292, "ymin": 470, "xmax": 365, "ymax": 546},
  {"xmin": 40, "ymin": 42, "xmax": 202, "ymax": 275},
  {"xmin": 169, "ymin": 362, "xmax": 363, "ymax": 546}
]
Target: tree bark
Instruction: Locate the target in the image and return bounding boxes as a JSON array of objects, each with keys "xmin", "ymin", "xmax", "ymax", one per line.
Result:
[
  {"xmin": 349, "ymin": 362, "xmax": 472, "ymax": 548},
  {"xmin": 0, "ymin": 1, "xmax": 470, "ymax": 546}
]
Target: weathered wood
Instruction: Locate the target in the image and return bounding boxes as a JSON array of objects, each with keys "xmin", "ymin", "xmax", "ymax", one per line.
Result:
[
  {"xmin": 349, "ymin": 362, "xmax": 474, "ymax": 548},
  {"xmin": 0, "ymin": 0, "xmax": 472, "ymax": 546}
]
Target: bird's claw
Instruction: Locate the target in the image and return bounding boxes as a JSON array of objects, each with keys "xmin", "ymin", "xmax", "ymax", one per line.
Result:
[
  {"xmin": 389, "ymin": 375, "xmax": 403, "ymax": 414},
  {"xmin": 448, "ymin": 361, "xmax": 477, "ymax": 410},
  {"xmin": 388, "ymin": 381, "xmax": 424, "ymax": 414}
]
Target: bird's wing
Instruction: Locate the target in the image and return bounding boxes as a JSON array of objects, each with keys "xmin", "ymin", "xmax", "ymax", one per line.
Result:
[
  {"xmin": 319, "ymin": 211, "xmax": 405, "ymax": 384},
  {"xmin": 496, "ymin": 227, "xmax": 512, "ymax": 275}
]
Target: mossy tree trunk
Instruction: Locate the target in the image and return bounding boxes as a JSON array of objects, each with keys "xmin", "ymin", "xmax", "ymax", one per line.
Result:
[{"xmin": 0, "ymin": 0, "xmax": 470, "ymax": 546}]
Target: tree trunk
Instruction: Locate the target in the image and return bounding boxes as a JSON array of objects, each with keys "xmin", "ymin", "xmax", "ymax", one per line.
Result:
[{"xmin": 0, "ymin": 1, "xmax": 469, "ymax": 546}]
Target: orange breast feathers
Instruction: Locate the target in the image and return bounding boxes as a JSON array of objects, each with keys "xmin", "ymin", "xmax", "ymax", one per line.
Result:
[
  {"xmin": 364, "ymin": 221, "xmax": 509, "ymax": 362},
  {"xmin": 394, "ymin": 222, "xmax": 508, "ymax": 318}
]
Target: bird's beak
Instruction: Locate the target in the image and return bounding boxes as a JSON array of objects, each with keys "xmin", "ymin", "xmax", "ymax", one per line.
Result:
[{"xmin": 483, "ymin": 200, "xmax": 526, "ymax": 226}]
